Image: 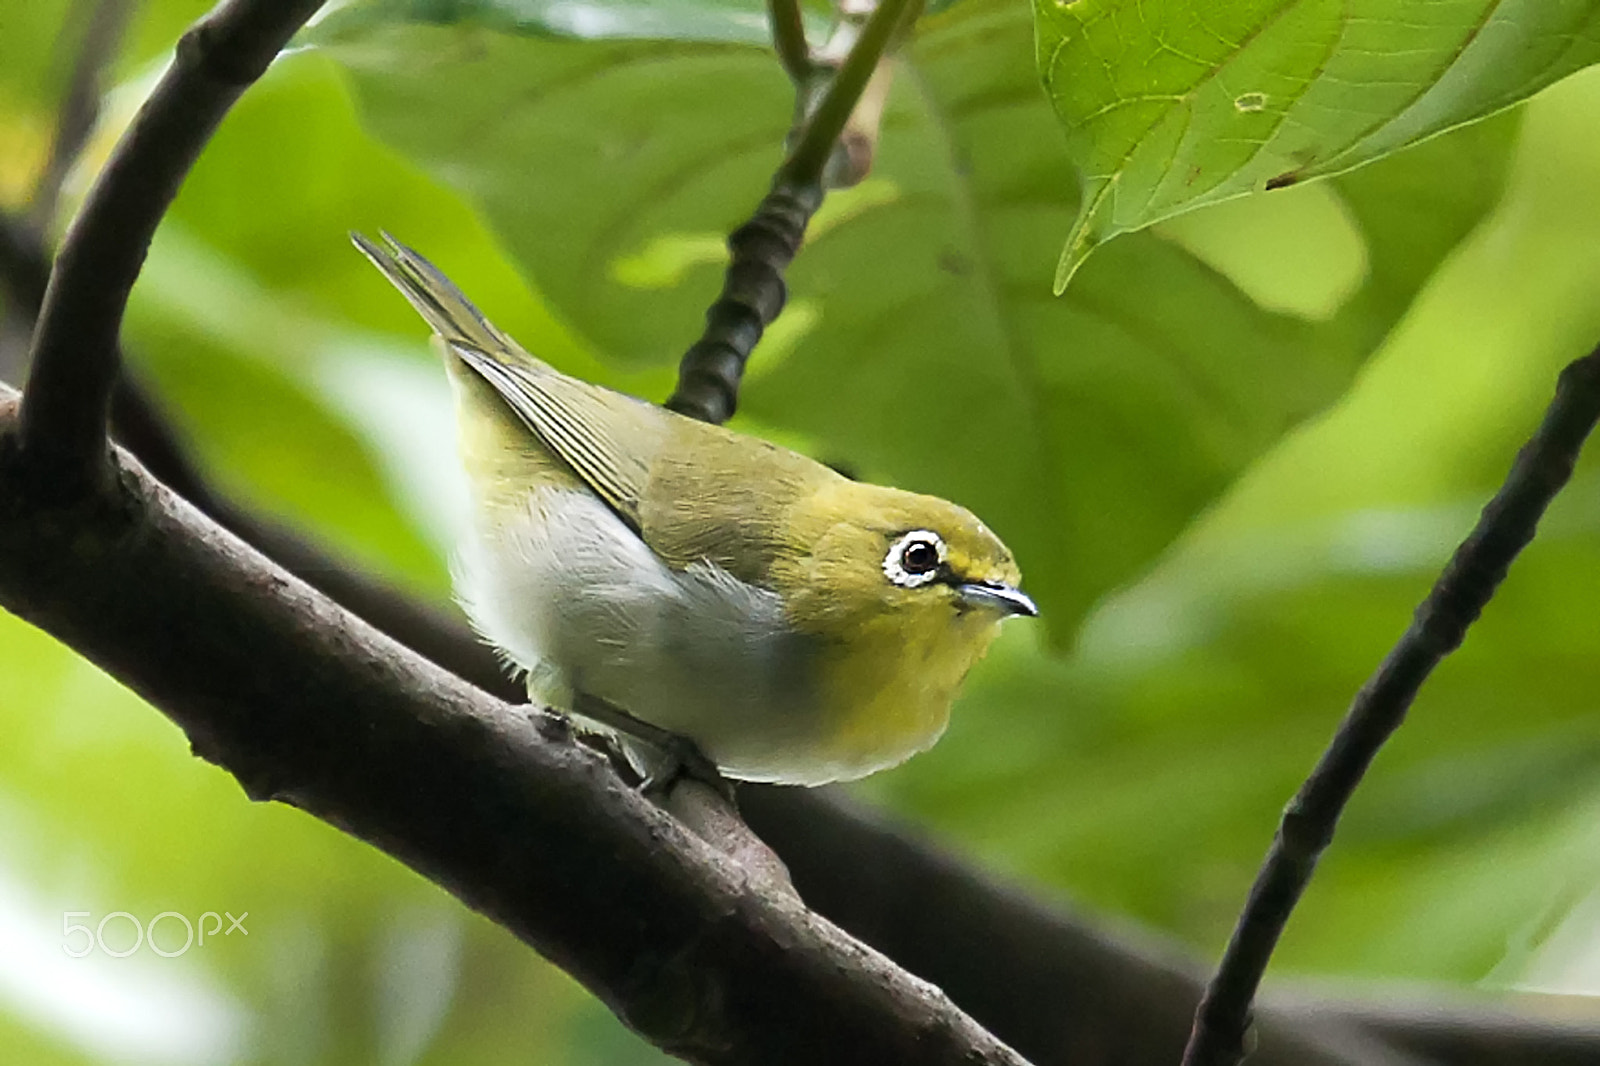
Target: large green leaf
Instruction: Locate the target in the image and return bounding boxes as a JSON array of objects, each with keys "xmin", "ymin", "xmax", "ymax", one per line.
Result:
[
  {"xmin": 317, "ymin": 0, "xmax": 1515, "ymax": 637},
  {"xmin": 1035, "ymin": 0, "xmax": 1600, "ymax": 289},
  {"xmin": 876, "ymin": 64, "xmax": 1600, "ymax": 979}
]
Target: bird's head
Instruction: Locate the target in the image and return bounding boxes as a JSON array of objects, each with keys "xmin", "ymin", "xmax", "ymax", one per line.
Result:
[{"xmin": 776, "ymin": 480, "xmax": 1035, "ymax": 641}]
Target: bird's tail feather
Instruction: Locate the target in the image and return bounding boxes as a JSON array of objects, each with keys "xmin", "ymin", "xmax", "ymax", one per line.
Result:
[{"xmin": 352, "ymin": 231, "xmax": 518, "ymax": 359}]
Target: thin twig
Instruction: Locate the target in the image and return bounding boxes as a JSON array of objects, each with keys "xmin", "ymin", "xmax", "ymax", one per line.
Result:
[
  {"xmin": 1182, "ymin": 345, "xmax": 1600, "ymax": 1066},
  {"xmin": 769, "ymin": 0, "xmax": 813, "ymax": 82},
  {"xmin": 18, "ymin": 0, "xmax": 325, "ymax": 502},
  {"xmin": 664, "ymin": 182, "xmax": 822, "ymax": 423},
  {"xmin": 31, "ymin": 0, "xmax": 136, "ymax": 228},
  {"xmin": 780, "ymin": 0, "xmax": 918, "ymax": 189},
  {"xmin": 664, "ymin": 0, "xmax": 920, "ymax": 423}
]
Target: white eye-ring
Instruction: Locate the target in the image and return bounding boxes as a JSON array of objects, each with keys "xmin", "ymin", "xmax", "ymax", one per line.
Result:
[{"xmin": 884, "ymin": 530, "xmax": 947, "ymax": 588}]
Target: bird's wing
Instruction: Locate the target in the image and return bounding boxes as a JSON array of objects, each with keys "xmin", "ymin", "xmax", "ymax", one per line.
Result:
[
  {"xmin": 355, "ymin": 231, "xmax": 657, "ymax": 528},
  {"xmin": 447, "ymin": 346, "xmax": 655, "ymax": 529},
  {"xmin": 638, "ymin": 421, "xmax": 833, "ymax": 588}
]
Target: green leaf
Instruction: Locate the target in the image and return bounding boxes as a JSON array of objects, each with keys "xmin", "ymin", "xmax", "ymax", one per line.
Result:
[
  {"xmin": 1035, "ymin": 0, "xmax": 1600, "ymax": 290},
  {"xmin": 319, "ymin": 0, "xmax": 1516, "ymax": 638},
  {"xmin": 879, "ymin": 64, "xmax": 1600, "ymax": 976}
]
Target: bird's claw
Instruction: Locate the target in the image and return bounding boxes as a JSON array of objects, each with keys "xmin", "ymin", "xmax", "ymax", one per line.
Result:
[
  {"xmin": 639, "ymin": 733, "xmax": 736, "ymax": 805},
  {"xmin": 570, "ymin": 693, "xmax": 735, "ymax": 804}
]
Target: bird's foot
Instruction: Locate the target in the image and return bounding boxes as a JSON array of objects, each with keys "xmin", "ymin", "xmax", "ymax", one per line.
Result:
[
  {"xmin": 638, "ymin": 733, "xmax": 736, "ymax": 805},
  {"xmin": 572, "ymin": 693, "xmax": 736, "ymax": 805}
]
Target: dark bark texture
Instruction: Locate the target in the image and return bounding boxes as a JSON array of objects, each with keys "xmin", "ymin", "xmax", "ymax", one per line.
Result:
[{"xmin": 0, "ymin": 391, "xmax": 1025, "ymax": 1066}]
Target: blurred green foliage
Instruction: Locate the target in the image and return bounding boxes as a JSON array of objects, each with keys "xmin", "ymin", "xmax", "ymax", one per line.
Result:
[{"xmin": 1, "ymin": 0, "xmax": 1599, "ymax": 1063}]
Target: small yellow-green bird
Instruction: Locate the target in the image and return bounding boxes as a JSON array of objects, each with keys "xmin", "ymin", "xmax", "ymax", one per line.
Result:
[{"xmin": 355, "ymin": 232, "xmax": 1035, "ymax": 786}]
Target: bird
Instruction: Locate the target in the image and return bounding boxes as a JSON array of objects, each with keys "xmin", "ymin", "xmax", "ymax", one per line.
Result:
[{"xmin": 354, "ymin": 232, "xmax": 1036, "ymax": 786}]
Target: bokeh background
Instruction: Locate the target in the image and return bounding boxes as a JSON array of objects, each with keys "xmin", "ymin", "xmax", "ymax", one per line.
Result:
[{"xmin": 3, "ymin": 0, "xmax": 1600, "ymax": 1062}]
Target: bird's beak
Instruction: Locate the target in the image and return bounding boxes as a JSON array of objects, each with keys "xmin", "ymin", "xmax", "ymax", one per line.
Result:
[{"xmin": 957, "ymin": 581, "xmax": 1038, "ymax": 618}]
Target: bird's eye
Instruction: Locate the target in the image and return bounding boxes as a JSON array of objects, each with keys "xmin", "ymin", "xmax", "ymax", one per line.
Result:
[
  {"xmin": 884, "ymin": 530, "xmax": 947, "ymax": 588},
  {"xmin": 902, "ymin": 540, "xmax": 940, "ymax": 574}
]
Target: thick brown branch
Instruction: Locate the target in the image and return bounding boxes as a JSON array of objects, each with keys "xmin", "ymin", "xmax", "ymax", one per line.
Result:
[
  {"xmin": 1183, "ymin": 345, "xmax": 1600, "ymax": 1066},
  {"xmin": 742, "ymin": 788, "xmax": 1419, "ymax": 1066},
  {"xmin": 0, "ymin": 391, "xmax": 1027, "ymax": 1066},
  {"xmin": 18, "ymin": 0, "xmax": 325, "ymax": 501}
]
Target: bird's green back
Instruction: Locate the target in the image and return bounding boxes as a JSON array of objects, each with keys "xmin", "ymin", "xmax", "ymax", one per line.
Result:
[
  {"xmin": 641, "ymin": 421, "xmax": 839, "ymax": 584},
  {"xmin": 355, "ymin": 232, "xmax": 833, "ymax": 589}
]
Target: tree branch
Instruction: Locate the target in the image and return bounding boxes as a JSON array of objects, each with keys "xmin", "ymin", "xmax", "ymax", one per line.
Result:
[
  {"xmin": 779, "ymin": 0, "xmax": 917, "ymax": 190},
  {"xmin": 768, "ymin": 0, "xmax": 813, "ymax": 83},
  {"xmin": 741, "ymin": 788, "xmax": 1419, "ymax": 1066},
  {"xmin": 1183, "ymin": 345, "xmax": 1600, "ymax": 1066},
  {"xmin": 664, "ymin": 182, "xmax": 821, "ymax": 423},
  {"xmin": 0, "ymin": 389, "xmax": 1028, "ymax": 1066},
  {"xmin": 665, "ymin": 0, "xmax": 918, "ymax": 423},
  {"xmin": 18, "ymin": 0, "xmax": 325, "ymax": 501}
]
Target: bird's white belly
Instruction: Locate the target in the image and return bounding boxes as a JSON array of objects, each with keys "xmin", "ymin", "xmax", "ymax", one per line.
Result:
[{"xmin": 455, "ymin": 487, "xmax": 846, "ymax": 782}]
